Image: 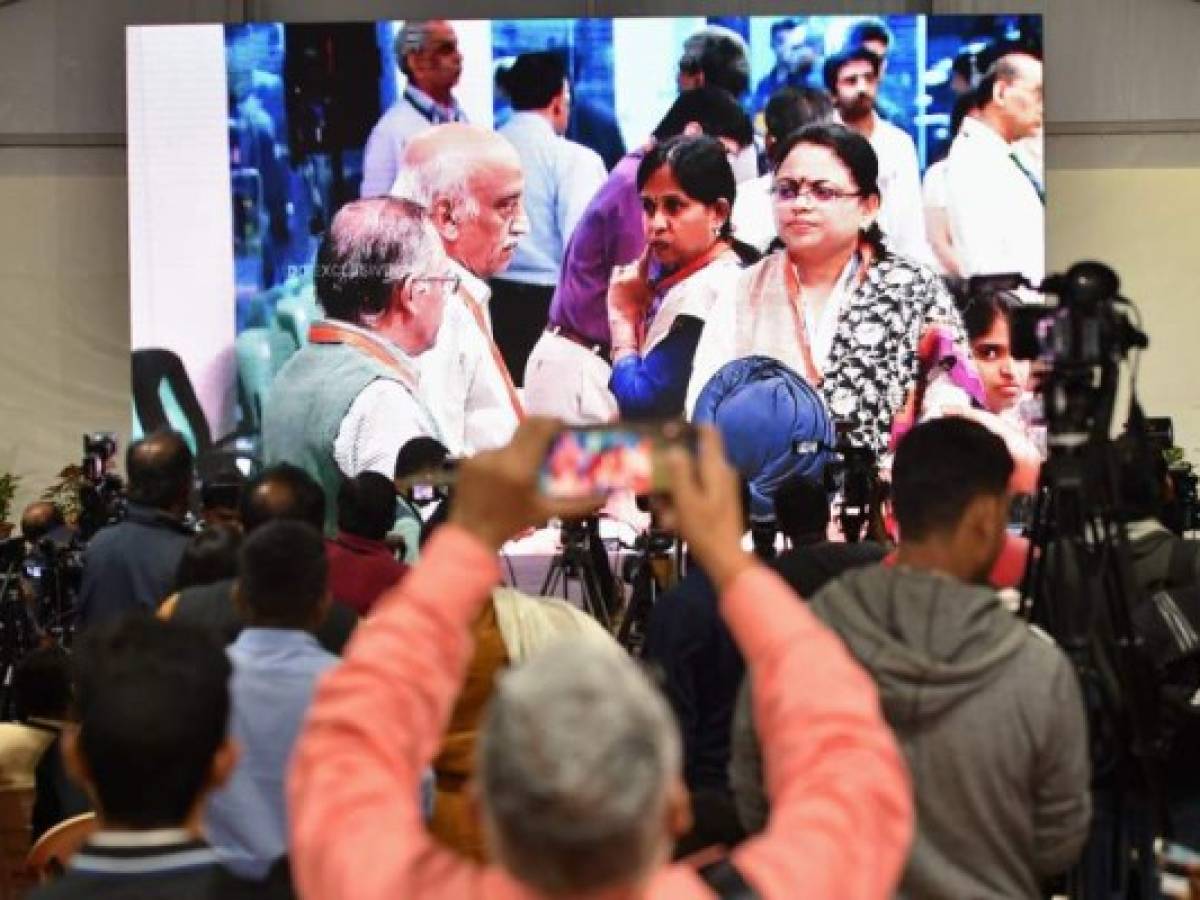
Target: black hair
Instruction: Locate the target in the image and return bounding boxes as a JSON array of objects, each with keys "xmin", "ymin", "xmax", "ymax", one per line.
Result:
[
  {"xmin": 772, "ymin": 123, "xmax": 887, "ymax": 258},
  {"xmin": 637, "ymin": 135, "xmax": 735, "ymax": 235},
  {"xmin": 770, "ymin": 18, "xmax": 799, "ymax": 40},
  {"xmin": 763, "ymin": 86, "xmax": 834, "ymax": 159},
  {"xmin": 847, "ymin": 17, "xmax": 893, "ymax": 51},
  {"xmin": 238, "ymin": 519, "xmax": 328, "ymax": 626},
  {"xmin": 774, "ymin": 476, "xmax": 831, "ymax": 543},
  {"xmin": 174, "ymin": 524, "xmax": 242, "ymax": 592},
  {"xmin": 240, "ymin": 463, "xmax": 326, "ymax": 533},
  {"xmin": 394, "ymin": 437, "xmax": 450, "ymax": 479},
  {"xmin": 337, "ymin": 471, "xmax": 398, "ymax": 541},
  {"xmin": 822, "ymin": 46, "xmax": 881, "ymax": 94},
  {"xmin": 962, "ymin": 291, "xmax": 1016, "ymax": 344},
  {"xmin": 73, "ymin": 617, "xmax": 230, "ymax": 828},
  {"xmin": 652, "ymin": 87, "xmax": 753, "ymax": 149},
  {"xmin": 14, "ymin": 646, "xmax": 72, "ymax": 722},
  {"xmin": 892, "ymin": 418, "xmax": 1013, "ymax": 541},
  {"xmin": 497, "ymin": 52, "xmax": 567, "ymax": 111},
  {"xmin": 677, "ymin": 29, "xmax": 749, "ymax": 97},
  {"xmin": 125, "ymin": 430, "xmax": 193, "ymax": 511}
]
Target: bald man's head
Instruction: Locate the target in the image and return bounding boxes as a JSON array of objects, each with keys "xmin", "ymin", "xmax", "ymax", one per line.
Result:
[
  {"xmin": 20, "ymin": 502, "xmax": 63, "ymax": 544},
  {"xmin": 393, "ymin": 125, "xmax": 528, "ymax": 279},
  {"xmin": 126, "ymin": 431, "xmax": 194, "ymax": 514}
]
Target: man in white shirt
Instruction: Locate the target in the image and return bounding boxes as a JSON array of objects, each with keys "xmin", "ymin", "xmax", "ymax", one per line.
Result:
[
  {"xmin": 944, "ymin": 51, "xmax": 1045, "ymax": 292},
  {"xmin": 392, "ymin": 125, "xmax": 528, "ymax": 454},
  {"xmin": 360, "ymin": 20, "xmax": 466, "ymax": 199},
  {"xmin": 262, "ymin": 198, "xmax": 453, "ymax": 531},
  {"xmin": 825, "ymin": 47, "xmax": 931, "ymax": 265},
  {"xmin": 494, "ymin": 52, "xmax": 607, "ymax": 384}
]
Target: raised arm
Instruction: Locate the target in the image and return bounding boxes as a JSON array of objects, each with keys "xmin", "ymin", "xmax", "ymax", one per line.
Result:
[{"xmin": 288, "ymin": 420, "xmax": 600, "ymax": 900}]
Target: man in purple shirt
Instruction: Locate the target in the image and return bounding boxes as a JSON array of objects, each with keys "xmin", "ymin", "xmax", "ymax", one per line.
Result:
[{"xmin": 523, "ymin": 88, "xmax": 753, "ymax": 424}]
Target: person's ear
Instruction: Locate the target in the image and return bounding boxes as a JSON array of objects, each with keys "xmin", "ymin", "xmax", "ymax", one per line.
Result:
[
  {"xmin": 311, "ymin": 588, "xmax": 332, "ymax": 631},
  {"xmin": 231, "ymin": 581, "xmax": 249, "ymax": 618},
  {"xmin": 208, "ymin": 739, "xmax": 240, "ymax": 793},
  {"xmin": 431, "ymin": 197, "xmax": 459, "ymax": 241},
  {"xmin": 682, "ymin": 121, "xmax": 704, "ymax": 138},
  {"xmin": 712, "ymin": 198, "xmax": 732, "ymax": 229},
  {"xmin": 665, "ymin": 775, "xmax": 692, "ymax": 841}
]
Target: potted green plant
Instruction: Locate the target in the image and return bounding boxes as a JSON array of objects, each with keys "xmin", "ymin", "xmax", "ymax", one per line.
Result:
[{"xmin": 0, "ymin": 471, "xmax": 21, "ymax": 539}]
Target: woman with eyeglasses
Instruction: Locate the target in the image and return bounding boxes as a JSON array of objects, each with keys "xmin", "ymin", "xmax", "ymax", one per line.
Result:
[
  {"xmin": 689, "ymin": 123, "xmax": 965, "ymax": 456},
  {"xmin": 605, "ymin": 135, "xmax": 759, "ymax": 421}
]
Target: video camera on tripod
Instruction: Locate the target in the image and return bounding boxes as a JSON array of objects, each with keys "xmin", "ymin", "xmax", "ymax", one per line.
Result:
[
  {"xmin": 965, "ymin": 262, "xmax": 1186, "ymax": 897},
  {"xmin": 79, "ymin": 431, "xmax": 126, "ymax": 540}
]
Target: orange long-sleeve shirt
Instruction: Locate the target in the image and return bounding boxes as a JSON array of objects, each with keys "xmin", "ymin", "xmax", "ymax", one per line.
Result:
[{"xmin": 287, "ymin": 525, "xmax": 913, "ymax": 899}]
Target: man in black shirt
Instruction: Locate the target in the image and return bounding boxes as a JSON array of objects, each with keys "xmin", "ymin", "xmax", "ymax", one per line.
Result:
[{"xmin": 77, "ymin": 431, "xmax": 194, "ymax": 628}]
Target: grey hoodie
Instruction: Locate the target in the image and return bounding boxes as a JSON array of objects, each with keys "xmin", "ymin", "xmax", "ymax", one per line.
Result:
[{"xmin": 730, "ymin": 563, "xmax": 1091, "ymax": 899}]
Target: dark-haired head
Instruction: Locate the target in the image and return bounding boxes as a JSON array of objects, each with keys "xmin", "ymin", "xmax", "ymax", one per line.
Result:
[
  {"xmin": 126, "ymin": 430, "xmax": 193, "ymax": 514},
  {"xmin": 774, "ymin": 476, "xmax": 831, "ymax": 545},
  {"xmin": 14, "ymin": 646, "xmax": 72, "ymax": 723},
  {"xmin": 676, "ymin": 27, "xmax": 749, "ymax": 97},
  {"xmin": 652, "ymin": 87, "xmax": 753, "ymax": 150},
  {"xmin": 174, "ymin": 524, "xmax": 242, "ymax": 592},
  {"xmin": 763, "ymin": 87, "xmax": 834, "ymax": 164},
  {"xmin": 236, "ymin": 519, "xmax": 329, "ymax": 629},
  {"xmin": 893, "ymin": 418, "xmax": 1013, "ymax": 582},
  {"xmin": 847, "ymin": 17, "xmax": 893, "ymax": 55},
  {"xmin": 772, "ymin": 123, "xmax": 886, "ymax": 260},
  {"xmin": 240, "ymin": 463, "xmax": 326, "ymax": 534},
  {"xmin": 497, "ymin": 52, "xmax": 567, "ymax": 112},
  {"xmin": 962, "ymin": 291, "xmax": 1014, "ymax": 344},
  {"xmin": 822, "ymin": 45, "xmax": 882, "ymax": 94},
  {"xmin": 69, "ymin": 618, "xmax": 233, "ymax": 829},
  {"xmin": 638, "ymin": 135, "xmax": 734, "ymax": 236},
  {"xmin": 337, "ymin": 471, "xmax": 398, "ymax": 542}
]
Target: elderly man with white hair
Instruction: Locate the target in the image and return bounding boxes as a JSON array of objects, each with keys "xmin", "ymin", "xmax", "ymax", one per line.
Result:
[
  {"xmin": 289, "ymin": 419, "xmax": 914, "ymax": 899},
  {"xmin": 392, "ymin": 123, "xmax": 529, "ymax": 454},
  {"xmin": 360, "ymin": 20, "xmax": 467, "ymax": 199},
  {"xmin": 261, "ymin": 197, "xmax": 454, "ymax": 532}
]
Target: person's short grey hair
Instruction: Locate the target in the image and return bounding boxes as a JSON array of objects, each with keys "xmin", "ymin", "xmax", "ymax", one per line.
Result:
[
  {"xmin": 393, "ymin": 21, "xmax": 436, "ymax": 78},
  {"xmin": 314, "ymin": 197, "xmax": 444, "ymax": 324},
  {"xmin": 391, "ymin": 149, "xmax": 481, "ymax": 220},
  {"xmin": 480, "ymin": 639, "xmax": 681, "ymax": 895}
]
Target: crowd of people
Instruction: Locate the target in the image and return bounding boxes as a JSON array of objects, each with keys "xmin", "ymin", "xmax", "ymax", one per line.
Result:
[{"xmin": 15, "ymin": 15, "xmax": 1200, "ymax": 900}]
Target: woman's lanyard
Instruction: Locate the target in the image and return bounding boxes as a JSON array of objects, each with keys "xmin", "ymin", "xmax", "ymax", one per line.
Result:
[
  {"xmin": 649, "ymin": 240, "xmax": 732, "ymax": 299},
  {"xmin": 784, "ymin": 252, "xmax": 860, "ymax": 385}
]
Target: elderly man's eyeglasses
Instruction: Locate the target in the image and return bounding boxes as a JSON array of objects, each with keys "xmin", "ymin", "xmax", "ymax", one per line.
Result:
[
  {"xmin": 410, "ymin": 274, "xmax": 461, "ymax": 293},
  {"xmin": 770, "ymin": 178, "xmax": 863, "ymax": 205}
]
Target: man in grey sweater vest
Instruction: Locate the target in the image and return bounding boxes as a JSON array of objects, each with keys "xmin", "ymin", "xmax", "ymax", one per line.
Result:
[
  {"xmin": 730, "ymin": 417, "xmax": 1091, "ymax": 899},
  {"xmin": 262, "ymin": 197, "xmax": 454, "ymax": 533}
]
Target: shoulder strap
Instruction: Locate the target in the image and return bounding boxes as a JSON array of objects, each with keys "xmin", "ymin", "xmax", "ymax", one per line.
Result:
[{"xmin": 696, "ymin": 856, "xmax": 761, "ymax": 900}]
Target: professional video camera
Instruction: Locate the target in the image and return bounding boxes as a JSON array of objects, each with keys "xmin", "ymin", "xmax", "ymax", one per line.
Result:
[
  {"xmin": 78, "ymin": 431, "xmax": 126, "ymax": 540},
  {"xmin": 966, "ymin": 262, "xmax": 1174, "ymax": 898},
  {"xmin": 821, "ymin": 427, "xmax": 887, "ymax": 545}
]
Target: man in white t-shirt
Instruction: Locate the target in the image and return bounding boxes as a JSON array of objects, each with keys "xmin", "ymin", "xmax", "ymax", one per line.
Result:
[{"xmin": 825, "ymin": 46, "xmax": 931, "ymax": 265}]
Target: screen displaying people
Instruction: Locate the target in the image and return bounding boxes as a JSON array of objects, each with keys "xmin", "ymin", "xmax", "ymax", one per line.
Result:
[{"xmin": 128, "ymin": 14, "xmax": 1045, "ymax": 519}]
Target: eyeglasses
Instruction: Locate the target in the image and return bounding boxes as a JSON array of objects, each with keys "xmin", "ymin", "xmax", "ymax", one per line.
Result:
[
  {"xmin": 410, "ymin": 274, "xmax": 461, "ymax": 294},
  {"xmin": 769, "ymin": 178, "xmax": 863, "ymax": 205}
]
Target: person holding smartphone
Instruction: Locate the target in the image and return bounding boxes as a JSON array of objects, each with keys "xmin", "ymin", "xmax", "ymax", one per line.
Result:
[
  {"xmin": 288, "ymin": 419, "xmax": 913, "ymax": 900},
  {"xmin": 607, "ymin": 135, "xmax": 759, "ymax": 421}
]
